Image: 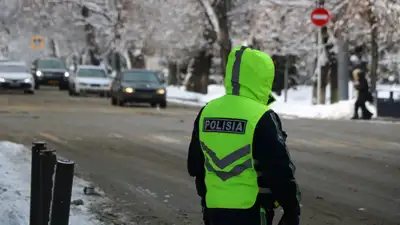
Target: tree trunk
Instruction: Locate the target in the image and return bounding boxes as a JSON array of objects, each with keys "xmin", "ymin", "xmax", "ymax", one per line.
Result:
[
  {"xmin": 330, "ymin": 60, "xmax": 339, "ymax": 103},
  {"xmin": 190, "ymin": 50, "xmax": 212, "ymax": 94},
  {"xmin": 82, "ymin": 6, "xmax": 100, "ymax": 65},
  {"xmin": 368, "ymin": 7, "xmax": 378, "ymax": 94},
  {"xmin": 214, "ymin": 0, "xmax": 231, "ymax": 74},
  {"xmin": 168, "ymin": 61, "xmax": 178, "ymax": 85},
  {"xmin": 49, "ymin": 38, "xmax": 57, "ymax": 57},
  {"xmin": 312, "ymin": 81, "xmax": 317, "ymax": 105},
  {"xmin": 320, "ymin": 64, "xmax": 329, "ymax": 104},
  {"xmin": 252, "ymin": 37, "xmax": 263, "ymax": 50},
  {"xmin": 128, "ymin": 50, "xmax": 146, "ymax": 68}
]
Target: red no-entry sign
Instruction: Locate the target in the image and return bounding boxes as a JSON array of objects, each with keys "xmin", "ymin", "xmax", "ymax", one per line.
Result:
[{"xmin": 311, "ymin": 8, "xmax": 330, "ymax": 27}]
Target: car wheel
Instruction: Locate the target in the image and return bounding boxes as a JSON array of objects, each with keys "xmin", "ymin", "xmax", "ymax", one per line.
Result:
[
  {"xmin": 111, "ymin": 96, "xmax": 117, "ymax": 106},
  {"xmin": 68, "ymin": 87, "xmax": 76, "ymax": 96},
  {"xmin": 150, "ymin": 103, "xmax": 157, "ymax": 108},
  {"xmin": 117, "ymin": 97, "xmax": 125, "ymax": 106},
  {"xmin": 159, "ymin": 101, "xmax": 167, "ymax": 109},
  {"xmin": 24, "ymin": 90, "xmax": 34, "ymax": 94},
  {"xmin": 59, "ymin": 85, "xmax": 67, "ymax": 91}
]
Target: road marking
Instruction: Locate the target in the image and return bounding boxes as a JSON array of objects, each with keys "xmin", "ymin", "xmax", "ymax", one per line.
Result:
[
  {"xmin": 108, "ymin": 133, "xmax": 124, "ymax": 138},
  {"xmin": 38, "ymin": 132, "xmax": 67, "ymax": 144},
  {"xmin": 289, "ymin": 138, "xmax": 350, "ymax": 148},
  {"xmin": 151, "ymin": 135, "xmax": 181, "ymax": 144}
]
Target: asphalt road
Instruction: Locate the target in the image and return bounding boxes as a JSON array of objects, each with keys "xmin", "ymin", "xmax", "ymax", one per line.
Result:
[{"xmin": 0, "ymin": 87, "xmax": 399, "ymax": 225}]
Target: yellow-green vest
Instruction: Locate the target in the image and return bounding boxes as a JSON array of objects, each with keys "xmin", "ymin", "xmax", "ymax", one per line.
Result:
[{"xmin": 199, "ymin": 94, "xmax": 269, "ymax": 209}]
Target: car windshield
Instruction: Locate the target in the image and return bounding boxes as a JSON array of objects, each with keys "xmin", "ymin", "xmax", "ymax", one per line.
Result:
[
  {"xmin": 77, "ymin": 69, "xmax": 107, "ymax": 78},
  {"xmin": 0, "ymin": 65, "xmax": 28, "ymax": 73},
  {"xmin": 37, "ymin": 59, "xmax": 66, "ymax": 69},
  {"xmin": 123, "ymin": 71, "xmax": 160, "ymax": 84}
]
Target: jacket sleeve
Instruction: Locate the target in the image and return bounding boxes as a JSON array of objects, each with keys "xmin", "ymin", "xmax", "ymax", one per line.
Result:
[
  {"xmin": 253, "ymin": 110, "xmax": 300, "ymax": 219},
  {"xmin": 187, "ymin": 107, "xmax": 205, "ymax": 177}
]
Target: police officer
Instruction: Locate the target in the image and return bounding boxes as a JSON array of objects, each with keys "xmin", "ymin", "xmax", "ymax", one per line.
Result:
[{"xmin": 187, "ymin": 46, "xmax": 301, "ymax": 225}]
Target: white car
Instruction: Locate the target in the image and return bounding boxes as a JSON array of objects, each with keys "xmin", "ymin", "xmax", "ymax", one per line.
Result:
[
  {"xmin": 0, "ymin": 61, "xmax": 35, "ymax": 94},
  {"xmin": 68, "ymin": 65, "xmax": 111, "ymax": 97}
]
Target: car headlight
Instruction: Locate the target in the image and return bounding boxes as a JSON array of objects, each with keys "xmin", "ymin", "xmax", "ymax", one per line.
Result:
[
  {"xmin": 124, "ymin": 87, "xmax": 134, "ymax": 93},
  {"xmin": 36, "ymin": 71, "xmax": 42, "ymax": 76},
  {"xmin": 156, "ymin": 89, "xmax": 165, "ymax": 95},
  {"xmin": 0, "ymin": 77, "xmax": 5, "ymax": 82},
  {"xmin": 64, "ymin": 72, "xmax": 69, "ymax": 77},
  {"xmin": 24, "ymin": 78, "xmax": 32, "ymax": 83}
]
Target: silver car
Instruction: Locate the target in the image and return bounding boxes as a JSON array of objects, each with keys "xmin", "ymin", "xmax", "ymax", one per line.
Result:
[
  {"xmin": 0, "ymin": 61, "xmax": 35, "ymax": 94},
  {"xmin": 68, "ymin": 65, "xmax": 111, "ymax": 97}
]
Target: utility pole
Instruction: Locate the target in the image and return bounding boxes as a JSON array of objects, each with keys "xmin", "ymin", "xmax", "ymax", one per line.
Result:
[
  {"xmin": 284, "ymin": 57, "xmax": 289, "ymax": 102},
  {"xmin": 337, "ymin": 38, "xmax": 349, "ymax": 100}
]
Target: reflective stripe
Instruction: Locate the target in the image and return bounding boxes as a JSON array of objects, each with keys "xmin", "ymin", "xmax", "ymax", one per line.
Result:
[
  {"xmin": 259, "ymin": 187, "xmax": 272, "ymax": 194},
  {"xmin": 231, "ymin": 46, "xmax": 248, "ymax": 95},
  {"xmin": 201, "ymin": 141, "xmax": 252, "ymax": 181},
  {"xmin": 205, "ymin": 158, "xmax": 252, "ymax": 181},
  {"xmin": 200, "ymin": 141, "xmax": 250, "ymax": 169}
]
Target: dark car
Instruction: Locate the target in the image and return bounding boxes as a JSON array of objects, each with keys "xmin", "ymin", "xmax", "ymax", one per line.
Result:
[
  {"xmin": 110, "ymin": 69, "xmax": 167, "ymax": 108},
  {"xmin": 31, "ymin": 58, "xmax": 69, "ymax": 90}
]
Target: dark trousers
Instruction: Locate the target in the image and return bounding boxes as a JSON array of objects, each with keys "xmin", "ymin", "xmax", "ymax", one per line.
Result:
[
  {"xmin": 354, "ymin": 98, "xmax": 371, "ymax": 119},
  {"xmin": 203, "ymin": 203, "xmax": 274, "ymax": 225}
]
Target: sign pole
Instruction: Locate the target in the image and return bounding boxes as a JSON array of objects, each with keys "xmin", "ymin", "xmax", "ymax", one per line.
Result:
[
  {"xmin": 311, "ymin": 7, "xmax": 330, "ymax": 104},
  {"xmin": 316, "ymin": 28, "xmax": 322, "ymax": 104}
]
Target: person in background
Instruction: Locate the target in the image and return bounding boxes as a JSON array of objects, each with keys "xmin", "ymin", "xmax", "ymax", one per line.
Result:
[
  {"xmin": 352, "ymin": 69, "xmax": 373, "ymax": 120},
  {"xmin": 187, "ymin": 46, "xmax": 301, "ymax": 225}
]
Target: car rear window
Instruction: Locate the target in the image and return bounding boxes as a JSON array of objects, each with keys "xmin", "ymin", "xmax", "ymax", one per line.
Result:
[{"xmin": 123, "ymin": 71, "xmax": 160, "ymax": 83}]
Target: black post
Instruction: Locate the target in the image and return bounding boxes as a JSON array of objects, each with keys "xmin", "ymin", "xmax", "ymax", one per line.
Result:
[
  {"xmin": 39, "ymin": 150, "xmax": 57, "ymax": 225},
  {"xmin": 30, "ymin": 141, "xmax": 47, "ymax": 225},
  {"xmin": 50, "ymin": 159, "xmax": 75, "ymax": 225}
]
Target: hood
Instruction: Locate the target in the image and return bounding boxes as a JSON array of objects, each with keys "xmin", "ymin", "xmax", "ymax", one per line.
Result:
[
  {"xmin": 76, "ymin": 77, "xmax": 110, "ymax": 85},
  {"xmin": 225, "ymin": 46, "xmax": 276, "ymax": 105},
  {"xmin": 122, "ymin": 82, "xmax": 162, "ymax": 89},
  {"xmin": 0, "ymin": 72, "xmax": 32, "ymax": 80},
  {"xmin": 38, "ymin": 68, "xmax": 67, "ymax": 73}
]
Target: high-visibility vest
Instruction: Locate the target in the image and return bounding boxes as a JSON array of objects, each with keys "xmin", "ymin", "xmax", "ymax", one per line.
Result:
[{"xmin": 199, "ymin": 94, "xmax": 269, "ymax": 209}]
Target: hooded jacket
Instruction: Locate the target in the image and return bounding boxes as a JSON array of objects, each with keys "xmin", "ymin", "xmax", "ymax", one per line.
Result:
[{"xmin": 187, "ymin": 46, "xmax": 300, "ymax": 221}]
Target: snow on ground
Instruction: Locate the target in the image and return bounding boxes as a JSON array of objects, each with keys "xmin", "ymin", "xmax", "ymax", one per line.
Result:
[
  {"xmin": 0, "ymin": 141, "xmax": 105, "ymax": 225},
  {"xmin": 167, "ymin": 84, "xmax": 400, "ymax": 119}
]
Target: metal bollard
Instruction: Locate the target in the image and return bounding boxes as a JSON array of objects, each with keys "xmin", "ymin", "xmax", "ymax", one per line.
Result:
[
  {"xmin": 50, "ymin": 159, "xmax": 75, "ymax": 225},
  {"xmin": 39, "ymin": 150, "xmax": 57, "ymax": 225},
  {"xmin": 30, "ymin": 141, "xmax": 47, "ymax": 225}
]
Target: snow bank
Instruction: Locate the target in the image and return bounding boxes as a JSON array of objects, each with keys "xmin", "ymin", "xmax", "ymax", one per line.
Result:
[
  {"xmin": 166, "ymin": 85, "xmax": 380, "ymax": 119},
  {"xmin": 167, "ymin": 85, "xmax": 225, "ymax": 105},
  {"xmin": 0, "ymin": 141, "xmax": 104, "ymax": 225}
]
